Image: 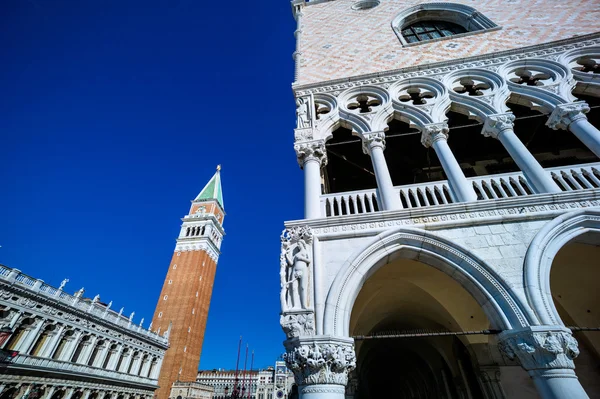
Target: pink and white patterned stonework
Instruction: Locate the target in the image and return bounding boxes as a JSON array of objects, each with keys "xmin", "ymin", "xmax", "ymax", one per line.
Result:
[{"xmin": 295, "ymin": 0, "xmax": 600, "ymax": 86}]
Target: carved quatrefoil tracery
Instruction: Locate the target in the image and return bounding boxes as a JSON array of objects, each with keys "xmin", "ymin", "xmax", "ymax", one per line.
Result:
[
  {"xmin": 398, "ymin": 86, "xmax": 436, "ymax": 105},
  {"xmin": 508, "ymin": 68, "xmax": 554, "ymax": 86},
  {"xmin": 572, "ymin": 56, "xmax": 600, "ymax": 74},
  {"xmin": 347, "ymin": 94, "xmax": 382, "ymax": 113},
  {"xmin": 452, "ymin": 78, "xmax": 492, "ymax": 96}
]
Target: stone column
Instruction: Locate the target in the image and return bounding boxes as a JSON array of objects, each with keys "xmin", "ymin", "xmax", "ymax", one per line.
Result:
[
  {"xmin": 546, "ymin": 102, "xmax": 600, "ymax": 158},
  {"xmin": 107, "ymin": 345, "xmax": 124, "ymax": 370},
  {"xmin": 63, "ymin": 388, "xmax": 75, "ymax": 399},
  {"xmin": 41, "ymin": 386, "xmax": 56, "ymax": 399},
  {"xmin": 421, "ymin": 123, "xmax": 478, "ymax": 202},
  {"xmin": 81, "ymin": 391, "xmax": 91, "ymax": 399},
  {"xmin": 498, "ymin": 326, "xmax": 588, "ymax": 399},
  {"xmin": 362, "ymin": 132, "xmax": 402, "ymax": 210},
  {"xmin": 16, "ymin": 384, "xmax": 32, "ymax": 399},
  {"xmin": 295, "ymin": 140, "xmax": 327, "ymax": 220},
  {"xmin": 78, "ymin": 335, "xmax": 98, "ymax": 365},
  {"xmin": 483, "ymin": 114, "xmax": 561, "ymax": 194},
  {"xmin": 119, "ymin": 352, "xmax": 133, "ymax": 373},
  {"xmin": 16, "ymin": 318, "xmax": 46, "ymax": 354},
  {"xmin": 284, "ymin": 336, "xmax": 355, "ymax": 399},
  {"xmin": 93, "ymin": 342, "xmax": 110, "ymax": 368},
  {"xmin": 60, "ymin": 330, "xmax": 83, "ymax": 362},
  {"xmin": 479, "ymin": 366, "xmax": 506, "ymax": 399},
  {"xmin": 39, "ymin": 325, "xmax": 65, "ymax": 358}
]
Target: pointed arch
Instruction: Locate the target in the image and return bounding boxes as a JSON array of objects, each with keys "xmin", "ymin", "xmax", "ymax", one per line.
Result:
[
  {"xmin": 524, "ymin": 209, "xmax": 600, "ymax": 326},
  {"xmin": 323, "ymin": 227, "xmax": 536, "ymax": 336}
]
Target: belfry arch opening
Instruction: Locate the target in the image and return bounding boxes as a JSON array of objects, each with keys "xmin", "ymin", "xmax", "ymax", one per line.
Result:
[
  {"xmin": 349, "ymin": 257, "xmax": 494, "ymax": 399},
  {"xmin": 549, "ymin": 230, "xmax": 600, "ymax": 395}
]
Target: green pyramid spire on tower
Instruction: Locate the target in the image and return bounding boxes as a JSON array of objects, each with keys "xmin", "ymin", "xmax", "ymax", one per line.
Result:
[{"xmin": 194, "ymin": 165, "xmax": 224, "ymax": 209}]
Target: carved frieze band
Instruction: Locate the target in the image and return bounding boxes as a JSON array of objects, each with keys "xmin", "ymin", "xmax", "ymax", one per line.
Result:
[
  {"xmin": 498, "ymin": 327, "xmax": 580, "ymax": 370},
  {"xmin": 293, "ymin": 38, "xmax": 600, "ymax": 96}
]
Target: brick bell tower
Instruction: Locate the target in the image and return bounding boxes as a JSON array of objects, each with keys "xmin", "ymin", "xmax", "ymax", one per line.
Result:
[{"xmin": 152, "ymin": 166, "xmax": 225, "ymax": 399}]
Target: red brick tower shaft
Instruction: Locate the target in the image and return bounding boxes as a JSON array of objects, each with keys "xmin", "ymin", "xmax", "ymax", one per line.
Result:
[{"xmin": 152, "ymin": 166, "xmax": 225, "ymax": 399}]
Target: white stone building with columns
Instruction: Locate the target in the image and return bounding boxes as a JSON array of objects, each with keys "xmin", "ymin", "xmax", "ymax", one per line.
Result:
[
  {"xmin": 0, "ymin": 265, "xmax": 169, "ymax": 399},
  {"xmin": 280, "ymin": 1, "xmax": 600, "ymax": 398}
]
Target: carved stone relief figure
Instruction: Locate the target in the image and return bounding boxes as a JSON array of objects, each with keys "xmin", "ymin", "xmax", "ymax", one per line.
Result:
[
  {"xmin": 296, "ymin": 97, "xmax": 312, "ymax": 129},
  {"xmin": 280, "ymin": 227, "xmax": 313, "ymax": 312}
]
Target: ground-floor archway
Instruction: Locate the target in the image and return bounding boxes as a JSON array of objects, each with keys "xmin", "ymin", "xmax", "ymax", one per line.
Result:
[{"xmin": 349, "ymin": 258, "xmax": 491, "ymax": 398}]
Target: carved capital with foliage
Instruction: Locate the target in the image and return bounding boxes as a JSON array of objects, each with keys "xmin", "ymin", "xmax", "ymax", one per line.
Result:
[
  {"xmin": 546, "ymin": 102, "xmax": 590, "ymax": 130},
  {"xmin": 482, "ymin": 113, "xmax": 516, "ymax": 139},
  {"xmin": 362, "ymin": 131, "xmax": 386, "ymax": 154},
  {"xmin": 420, "ymin": 123, "xmax": 449, "ymax": 148},
  {"xmin": 284, "ymin": 336, "xmax": 356, "ymax": 386},
  {"xmin": 498, "ymin": 326, "xmax": 579, "ymax": 371},
  {"xmin": 295, "ymin": 140, "xmax": 327, "ymax": 168}
]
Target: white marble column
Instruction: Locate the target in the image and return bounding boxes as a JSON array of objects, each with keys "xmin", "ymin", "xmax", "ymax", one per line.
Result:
[
  {"xmin": 547, "ymin": 102, "xmax": 600, "ymax": 158},
  {"xmin": 295, "ymin": 140, "xmax": 327, "ymax": 219},
  {"xmin": 483, "ymin": 114, "xmax": 561, "ymax": 194},
  {"xmin": 63, "ymin": 388, "xmax": 75, "ymax": 399},
  {"xmin": 362, "ymin": 132, "xmax": 402, "ymax": 210},
  {"xmin": 118, "ymin": 351, "xmax": 133, "ymax": 373},
  {"xmin": 498, "ymin": 326, "xmax": 588, "ymax": 399},
  {"xmin": 284, "ymin": 336, "xmax": 355, "ymax": 399},
  {"xmin": 41, "ymin": 386, "xmax": 56, "ymax": 399},
  {"xmin": 107, "ymin": 344, "xmax": 124, "ymax": 370},
  {"xmin": 421, "ymin": 123, "xmax": 478, "ymax": 202},
  {"xmin": 81, "ymin": 390, "xmax": 91, "ymax": 399},
  {"xmin": 93, "ymin": 342, "xmax": 110, "ymax": 368},
  {"xmin": 16, "ymin": 318, "xmax": 46, "ymax": 354},
  {"xmin": 78, "ymin": 335, "xmax": 98, "ymax": 365},
  {"xmin": 16, "ymin": 384, "xmax": 32, "ymax": 399},
  {"xmin": 60, "ymin": 330, "xmax": 83, "ymax": 362}
]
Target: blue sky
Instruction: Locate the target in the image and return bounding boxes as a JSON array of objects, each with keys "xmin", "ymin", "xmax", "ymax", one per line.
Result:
[{"xmin": 0, "ymin": 0, "xmax": 302, "ymax": 370}]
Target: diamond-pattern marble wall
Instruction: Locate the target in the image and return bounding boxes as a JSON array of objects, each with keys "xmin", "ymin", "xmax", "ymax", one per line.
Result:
[{"xmin": 296, "ymin": 0, "xmax": 600, "ymax": 85}]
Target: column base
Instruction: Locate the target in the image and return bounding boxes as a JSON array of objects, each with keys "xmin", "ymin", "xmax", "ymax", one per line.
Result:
[
  {"xmin": 530, "ymin": 369, "xmax": 589, "ymax": 399},
  {"xmin": 300, "ymin": 384, "xmax": 346, "ymax": 399}
]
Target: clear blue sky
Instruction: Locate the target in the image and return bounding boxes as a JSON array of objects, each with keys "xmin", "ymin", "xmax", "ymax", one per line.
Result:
[{"xmin": 0, "ymin": 0, "xmax": 302, "ymax": 370}]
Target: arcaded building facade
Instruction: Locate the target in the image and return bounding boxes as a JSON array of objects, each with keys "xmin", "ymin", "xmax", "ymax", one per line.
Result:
[
  {"xmin": 279, "ymin": 0, "xmax": 600, "ymax": 398},
  {"xmin": 0, "ymin": 265, "xmax": 168, "ymax": 399},
  {"xmin": 152, "ymin": 168, "xmax": 225, "ymax": 399}
]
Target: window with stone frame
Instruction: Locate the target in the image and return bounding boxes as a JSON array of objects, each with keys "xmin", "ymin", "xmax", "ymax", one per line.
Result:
[
  {"xmin": 401, "ymin": 21, "xmax": 466, "ymax": 43},
  {"xmin": 392, "ymin": 3, "xmax": 500, "ymax": 46}
]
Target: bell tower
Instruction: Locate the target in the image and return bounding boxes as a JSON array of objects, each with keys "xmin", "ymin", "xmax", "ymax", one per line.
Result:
[{"xmin": 152, "ymin": 166, "xmax": 225, "ymax": 399}]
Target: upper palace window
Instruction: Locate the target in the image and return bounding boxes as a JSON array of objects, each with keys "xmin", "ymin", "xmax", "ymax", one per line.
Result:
[
  {"xmin": 392, "ymin": 3, "xmax": 500, "ymax": 46},
  {"xmin": 401, "ymin": 21, "xmax": 466, "ymax": 43}
]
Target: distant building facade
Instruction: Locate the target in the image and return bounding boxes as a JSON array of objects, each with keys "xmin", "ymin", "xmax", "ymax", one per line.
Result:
[
  {"xmin": 152, "ymin": 168, "xmax": 225, "ymax": 399},
  {"xmin": 168, "ymin": 381, "xmax": 213, "ymax": 399},
  {"xmin": 0, "ymin": 265, "xmax": 169, "ymax": 399},
  {"xmin": 196, "ymin": 361, "xmax": 294, "ymax": 399}
]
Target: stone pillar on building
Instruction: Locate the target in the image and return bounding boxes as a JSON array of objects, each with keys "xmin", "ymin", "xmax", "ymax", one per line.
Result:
[
  {"xmin": 284, "ymin": 336, "xmax": 355, "ymax": 399},
  {"xmin": 78, "ymin": 335, "xmax": 98, "ymax": 365},
  {"xmin": 59, "ymin": 330, "xmax": 83, "ymax": 362},
  {"xmin": 63, "ymin": 388, "xmax": 75, "ymax": 399},
  {"xmin": 546, "ymin": 102, "xmax": 600, "ymax": 158},
  {"xmin": 16, "ymin": 384, "xmax": 32, "ymax": 399},
  {"xmin": 39, "ymin": 325, "xmax": 66, "ymax": 358},
  {"xmin": 119, "ymin": 351, "xmax": 133, "ymax": 373},
  {"xmin": 362, "ymin": 132, "xmax": 402, "ymax": 210},
  {"xmin": 107, "ymin": 344, "xmax": 124, "ymax": 371},
  {"xmin": 498, "ymin": 326, "xmax": 588, "ymax": 399},
  {"xmin": 295, "ymin": 140, "xmax": 327, "ymax": 220},
  {"xmin": 81, "ymin": 390, "xmax": 91, "ymax": 399},
  {"xmin": 41, "ymin": 386, "xmax": 56, "ymax": 399},
  {"xmin": 17, "ymin": 318, "xmax": 46, "ymax": 354},
  {"xmin": 482, "ymin": 114, "xmax": 561, "ymax": 194},
  {"xmin": 421, "ymin": 123, "xmax": 478, "ymax": 202},
  {"xmin": 92, "ymin": 341, "xmax": 111, "ymax": 368}
]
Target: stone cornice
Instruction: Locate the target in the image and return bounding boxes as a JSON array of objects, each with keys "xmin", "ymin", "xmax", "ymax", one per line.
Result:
[
  {"xmin": 292, "ymin": 33, "xmax": 600, "ymax": 95},
  {"xmin": 284, "ymin": 190, "xmax": 600, "ymax": 237}
]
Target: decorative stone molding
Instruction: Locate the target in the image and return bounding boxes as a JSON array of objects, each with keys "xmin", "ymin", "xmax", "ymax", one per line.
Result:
[
  {"xmin": 300, "ymin": 385, "xmax": 346, "ymax": 395},
  {"xmin": 420, "ymin": 123, "xmax": 449, "ymax": 148},
  {"xmin": 546, "ymin": 102, "xmax": 590, "ymax": 130},
  {"xmin": 482, "ymin": 113, "xmax": 515, "ymax": 139},
  {"xmin": 173, "ymin": 241, "xmax": 219, "ymax": 262},
  {"xmin": 294, "ymin": 128, "xmax": 314, "ymax": 143},
  {"xmin": 284, "ymin": 336, "xmax": 356, "ymax": 386},
  {"xmin": 280, "ymin": 226, "xmax": 314, "ymax": 312},
  {"xmin": 361, "ymin": 131, "xmax": 386, "ymax": 154},
  {"xmin": 498, "ymin": 326, "xmax": 579, "ymax": 370},
  {"xmin": 280, "ymin": 311, "xmax": 316, "ymax": 338},
  {"xmin": 294, "ymin": 140, "xmax": 328, "ymax": 168}
]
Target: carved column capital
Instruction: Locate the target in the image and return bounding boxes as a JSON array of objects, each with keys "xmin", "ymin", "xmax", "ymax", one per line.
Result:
[
  {"xmin": 482, "ymin": 113, "xmax": 516, "ymax": 139},
  {"xmin": 546, "ymin": 102, "xmax": 590, "ymax": 130},
  {"xmin": 498, "ymin": 326, "xmax": 579, "ymax": 371},
  {"xmin": 361, "ymin": 131, "xmax": 386, "ymax": 154},
  {"xmin": 295, "ymin": 140, "xmax": 327, "ymax": 168},
  {"xmin": 284, "ymin": 336, "xmax": 356, "ymax": 387},
  {"xmin": 420, "ymin": 123, "xmax": 449, "ymax": 148}
]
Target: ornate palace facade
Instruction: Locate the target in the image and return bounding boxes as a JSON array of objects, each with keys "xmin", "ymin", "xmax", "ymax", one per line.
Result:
[
  {"xmin": 280, "ymin": 1, "xmax": 600, "ymax": 398},
  {"xmin": 0, "ymin": 265, "xmax": 168, "ymax": 399}
]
